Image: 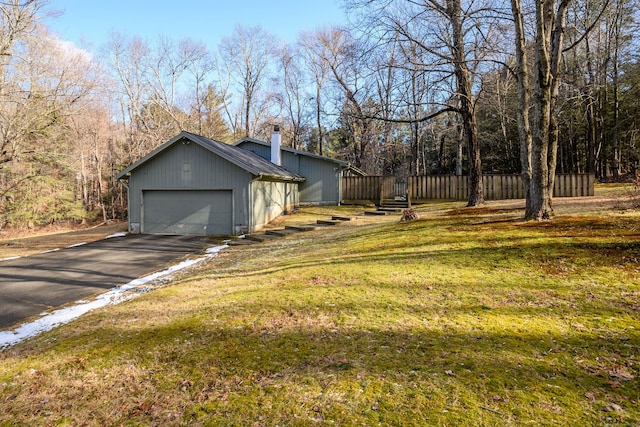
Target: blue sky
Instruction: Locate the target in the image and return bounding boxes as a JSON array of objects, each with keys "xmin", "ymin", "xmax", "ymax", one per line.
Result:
[{"xmin": 46, "ymin": 0, "xmax": 347, "ymax": 52}]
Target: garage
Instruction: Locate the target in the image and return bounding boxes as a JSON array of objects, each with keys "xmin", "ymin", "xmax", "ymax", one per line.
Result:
[
  {"xmin": 142, "ymin": 190, "xmax": 233, "ymax": 235},
  {"xmin": 117, "ymin": 132, "xmax": 304, "ymax": 236}
]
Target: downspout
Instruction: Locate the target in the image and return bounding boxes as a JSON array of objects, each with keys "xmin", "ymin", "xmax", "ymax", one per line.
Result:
[
  {"xmin": 248, "ymin": 173, "xmax": 263, "ymax": 234},
  {"xmin": 338, "ymin": 166, "xmax": 346, "ymax": 206}
]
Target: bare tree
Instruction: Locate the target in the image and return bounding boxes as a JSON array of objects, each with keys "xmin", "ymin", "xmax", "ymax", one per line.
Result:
[
  {"xmin": 510, "ymin": 0, "xmax": 533, "ymax": 211},
  {"xmin": 0, "ymin": 0, "xmax": 48, "ymax": 168},
  {"xmin": 299, "ymin": 29, "xmax": 332, "ymax": 155},
  {"xmin": 445, "ymin": 0, "xmax": 484, "ymax": 205},
  {"xmin": 347, "ymin": 0, "xmax": 492, "ymax": 205},
  {"xmin": 278, "ymin": 44, "xmax": 308, "ymax": 149},
  {"xmin": 0, "ymin": 18, "xmax": 101, "ymax": 227},
  {"xmin": 182, "ymin": 39, "xmax": 215, "ymax": 135},
  {"xmin": 307, "ymin": 27, "xmax": 380, "ymax": 170},
  {"xmin": 198, "ymin": 84, "xmax": 232, "ymax": 142},
  {"xmin": 218, "ymin": 25, "xmax": 277, "ymax": 139},
  {"xmin": 105, "ymin": 33, "xmax": 224, "ymax": 158},
  {"xmin": 68, "ymin": 106, "xmax": 112, "ymax": 222},
  {"xmin": 143, "ymin": 36, "xmax": 191, "ymax": 132},
  {"xmin": 511, "ymin": 0, "xmax": 572, "ymax": 220},
  {"xmin": 103, "ymin": 33, "xmax": 153, "ymax": 163}
]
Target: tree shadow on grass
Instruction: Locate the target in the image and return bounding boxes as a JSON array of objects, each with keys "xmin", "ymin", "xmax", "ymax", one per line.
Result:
[
  {"xmin": 211, "ymin": 239, "xmax": 640, "ymax": 283},
  {"xmin": 3, "ymin": 293, "xmax": 635, "ymax": 426}
]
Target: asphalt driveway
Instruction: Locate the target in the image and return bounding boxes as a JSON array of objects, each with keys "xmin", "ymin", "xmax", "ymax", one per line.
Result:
[{"xmin": 0, "ymin": 234, "xmax": 212, "ymax": 329}]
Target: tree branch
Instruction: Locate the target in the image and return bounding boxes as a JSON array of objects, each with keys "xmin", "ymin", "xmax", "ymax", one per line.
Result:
[
  {"xmin": 562, "ymin": 0, "xmax": 610, "ymax": 53},
  {"xmin": 358, "ymin": 105, "xmax": 460, "ymax": 124}
]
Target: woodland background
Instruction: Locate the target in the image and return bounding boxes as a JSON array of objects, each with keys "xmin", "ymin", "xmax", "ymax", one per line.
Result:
[{"xmin": 0, "ymin": 0, "xmax": 638, "ymax": 228}]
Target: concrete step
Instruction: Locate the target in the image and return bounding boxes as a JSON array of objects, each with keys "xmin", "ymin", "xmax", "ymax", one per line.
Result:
[
  {"xmin": 245, "ymin": 233, "xmax": 282, "ymax": 242},
  {"xmin": 377, "ymin": 207, "xmax": 404, "ymax": 212},
  {"xmin": 381, "ymin": 201, "xmax": 409, "ymax": 208},
  {"xmin": 266, "ymin": 229, "xmax": 298, "ymax": 237},
  {"xmin": 332, "ymin": 215, "xmax": 352, "ymax": 221},
  {"xmin": 317, "ymin": 219, "xmax": 342, "ymax": 226},
  {"xmin": 285, "ymin": 225, "xmax": 317, "ymax": 232}
]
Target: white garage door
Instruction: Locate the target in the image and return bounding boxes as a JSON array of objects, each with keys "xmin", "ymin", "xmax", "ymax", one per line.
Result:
[{"xmin": 142, "ymin": 190, "xmax": 233, "ymax": 235}]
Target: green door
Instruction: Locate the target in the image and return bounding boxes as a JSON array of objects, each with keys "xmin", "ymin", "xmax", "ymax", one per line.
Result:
[{"xmin": 142, "ymin": 190, "xmax": 233, "ymax": 235}]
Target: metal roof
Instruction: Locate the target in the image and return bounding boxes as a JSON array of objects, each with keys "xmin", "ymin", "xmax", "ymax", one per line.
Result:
[
  {"xmin": 234, "ymin": 137, "xmax": 347, "ymax": 165},
  {"xmin": 116, "ymin": 132, "xmax": 305, "ymax": 182},
  {"xmin": 234, "ymin": 137, "xmax": 366, "ymax": 176}
]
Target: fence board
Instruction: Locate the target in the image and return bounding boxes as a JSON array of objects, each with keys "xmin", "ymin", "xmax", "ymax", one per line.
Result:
[{"xmin": 342, "ymin": 174, "xmax": 595, "ymax": 204}]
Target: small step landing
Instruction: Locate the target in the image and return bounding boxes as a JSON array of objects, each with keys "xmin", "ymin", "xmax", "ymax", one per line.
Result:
[
  {"xmin": 317, "ymin": 216, "xmax": 352, "ymax": 226},
  {"xmin": 377, "ymin": 207, "xmax": 404, "ymax": 212},
  {"xmin": 266, "ymin": 229, "xmax": 299, "ymax": 237},
  {"xmin": 285, "ymin": 225, "xmax": 317, "ymax": 232},
  {"xmin": 245, "ymin": 233, "xmax": 283, "ymax": 242}
]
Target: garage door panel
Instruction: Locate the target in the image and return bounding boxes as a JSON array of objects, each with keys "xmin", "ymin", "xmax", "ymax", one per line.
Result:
[{"xmin": 143, "ymin": 190, "xmax": 232, "ymax": 235}]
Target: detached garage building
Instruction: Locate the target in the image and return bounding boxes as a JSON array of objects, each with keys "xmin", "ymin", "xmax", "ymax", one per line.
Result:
[
  {"xmin": 116, "ymin": 131, "xmax": 303, "ymax": 236},
  {"xmin": 235, "ymin": 138, "xmax": 354, "ymax": 205}
]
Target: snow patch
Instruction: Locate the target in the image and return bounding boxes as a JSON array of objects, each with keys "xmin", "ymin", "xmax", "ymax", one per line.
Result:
[
  {"xmin": 105, "ymin": 232, "xmax": 127, "ymax": 239},
  {"xmin": 206, "ymin": 246, "xmax": 226, "ymax": 255},
  {"xmin": 0, "ymin": 244, "xmax": 228, "ymax": 350},
  {"xmin": 67, "ymin": 242, "xmax": 88, "ymax": 248}
]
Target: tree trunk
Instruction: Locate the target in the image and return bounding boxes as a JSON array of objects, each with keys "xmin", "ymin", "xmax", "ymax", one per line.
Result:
[
  {"xmin": 611, "ymin": 3, "xmax": 622, "ymax": 179},
  {"xmin": 456, "ymin": 123, "xmax": 463, "ymax": 176},
  {"xmin": 438, "ymin": 132, "xmax": 446, "ymax": 173},
  {"xmin": 448, "ymin": 0, "xmax": 483, "ymax": 206},
  {"xmin": 316, "ymin": 86, "xmax": 323, "ymax": 156},
  {"xmin": 464, "ymin": 111, "xmax": 483, "ymax": 206},
  {"xmin": 545, "ymin": 0, "xmax": 570, "ymax": 207},
  {"xmin": 586, "ymin": 94, "xmax": 597, "ymax": 174},
  {"xmin": 244, "ymin": 96, "xmax": 251, "ymax": 137},
  {"xmin": 411, "ymin": 122, "xmax": 420, "ymax": 175},
  {"xmin": 511, "ymin": 0, "xmax": 532, "ymax": 212},
  {"xmin": 524, "ymin": 0, "xmax": 571, "ymax": 220}
]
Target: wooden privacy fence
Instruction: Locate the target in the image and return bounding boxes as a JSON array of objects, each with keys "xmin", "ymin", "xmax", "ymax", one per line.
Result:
[{"xmin": 341, "ymin": 174, "xmax": 595, "ymax": 203}]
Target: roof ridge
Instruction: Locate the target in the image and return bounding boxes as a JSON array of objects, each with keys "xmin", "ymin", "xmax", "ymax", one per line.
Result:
[
  {"xmin": 117, "ymin": 132, "xmax": 304, "ymax": 182},
  {"xmin": 234, "ymin": 137, "xmax": 349, "ymax": 166}
]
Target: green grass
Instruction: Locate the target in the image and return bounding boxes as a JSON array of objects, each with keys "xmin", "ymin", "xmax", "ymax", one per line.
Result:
[{"xmin": 0, "ymin": 200, "xmax": 638, "ymax": 426}]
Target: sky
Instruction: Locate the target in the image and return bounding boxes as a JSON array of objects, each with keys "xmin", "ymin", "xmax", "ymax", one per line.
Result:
[{"xmin": 45, "ymin": 0, "xmax": 348, "ymax": 52}]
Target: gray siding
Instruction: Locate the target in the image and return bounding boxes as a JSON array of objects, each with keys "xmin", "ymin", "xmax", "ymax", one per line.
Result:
[
  {"xmin": 127, "ymin": 142, "xmax": 252, "ymax": 234},
  {"xmin": 238, "ymin": 141, "xmax": 342, "ymax": 204},
  {"xmin": 241, "ymin": 143, "xmax": 271, "ymax": 162},
  {"xmin": 250, "ymin": 181, "xmax": 299, "ymax": 231},
  {"xmin": 296, "ymin": 156, "xmax": 340, "ymax": 204}
]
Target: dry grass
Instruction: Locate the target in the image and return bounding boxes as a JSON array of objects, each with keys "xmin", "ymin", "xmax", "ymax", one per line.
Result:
[
  {"xmin": 0, "ymin": 186, "xmax": 638, "ymax": 426},
  {"xmin": 0, "ymin": 222, "xmax": 128, "ymax": 259}
]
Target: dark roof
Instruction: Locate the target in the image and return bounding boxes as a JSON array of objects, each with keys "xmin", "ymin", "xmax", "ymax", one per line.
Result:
[
  {"xmin": 116, "ymin": 131, "xmax": 305, "ymax": 182},
  {"xmin": 235, "ymin": 137, "xmax": 367, "ymax": 177}
]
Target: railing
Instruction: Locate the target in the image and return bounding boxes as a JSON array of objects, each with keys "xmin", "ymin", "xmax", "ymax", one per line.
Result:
[{"xmin": 341, "ymin": 174, "xmax": 595, "ymax": 204}]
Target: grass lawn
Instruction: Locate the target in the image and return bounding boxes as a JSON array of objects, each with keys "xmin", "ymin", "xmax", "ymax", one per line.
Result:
[{"xmin": 0, "ymin": 188, "xmax": 638, "ymax": 426}]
